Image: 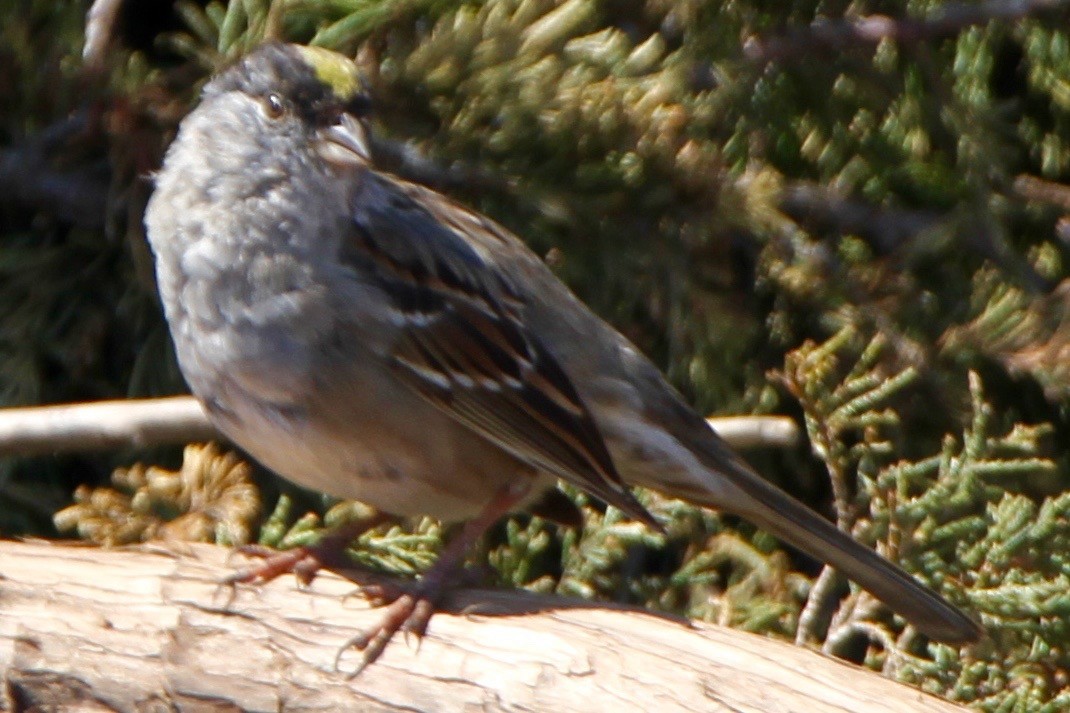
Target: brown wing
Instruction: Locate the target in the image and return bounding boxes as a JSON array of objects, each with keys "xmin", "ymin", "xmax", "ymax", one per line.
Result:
[{"xmin": 343, "ymin": 174, "xmax": 657, "ymax": 527}]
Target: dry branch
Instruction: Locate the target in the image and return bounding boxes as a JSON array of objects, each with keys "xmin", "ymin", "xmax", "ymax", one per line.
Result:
[
  {"xmin": 744, "ymin": 0, "xmax": 1069, "ymax": 63},
  {"xmin": 0, "ymin": 396, "xmax": 217, "ymax": 457},
  {"xmin": 0, "ymin": 540, "xmax": 967, "ymax": 712},
  {"xmin": 0, "ymin": 397, "xmax": 798, "ymax": 457}
]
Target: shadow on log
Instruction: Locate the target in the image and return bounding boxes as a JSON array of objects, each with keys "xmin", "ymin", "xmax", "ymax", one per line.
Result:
[{"xmin": 0, "ymin": 540, "xmax": 965, "ymax": 712}]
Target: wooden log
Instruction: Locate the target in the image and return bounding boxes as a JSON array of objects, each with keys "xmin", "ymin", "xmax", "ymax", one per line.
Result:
[{"xmin": 0, "ymin": 540, "xmax": 965, "ymax": 712}]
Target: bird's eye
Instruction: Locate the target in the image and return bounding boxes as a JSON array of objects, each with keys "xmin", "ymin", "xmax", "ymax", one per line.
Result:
[{"xmin": 264, "ymin": 93, "xmax": 285, "ymax": 119}]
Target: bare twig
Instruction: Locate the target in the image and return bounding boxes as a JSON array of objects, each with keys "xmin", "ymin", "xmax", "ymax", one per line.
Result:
[
  {"xmin": 780, "ymin": 182, "xmax": 1053, "ymax": 294},
  {"xmin": 83, "ymin": 0, "xmax": 126, "ymax": 70},
  {"xmin": 796, "ymin": 565, "xmax": 842, "ymax": 645},
  {"xmin": 0, "ymin": 397, "xmax": 798, "ymax": 457},
  {"xmin": 744, "ymin": 0, "xmax": 1069, "ymax": 64},
  {"xmin": 779, "ymin": 182, "xmax": 942, "ymax": 256},
  {"xmin": 1013, "ymin": 173, "xmax": 1070, "ymax": 211},
  {"xmin": 0, "ymin": 396, "xmax": 215, "ymax": 456},
  {"xmin": 707, "ymin": 414, "xmax": 800, "ymax": 449}
]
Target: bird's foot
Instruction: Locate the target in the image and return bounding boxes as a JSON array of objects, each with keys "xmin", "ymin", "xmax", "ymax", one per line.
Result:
[
  {"xmin": 335, "ymin": 483, "xmax": 532, "ymax": 676},
  {"xmin": 336, "ymin": 581, "xmax": 441, "ymax": 677},
  {"xmin": 223, "ymin": 510, "xmax": 394, "ymax": 588},
  {"xmin": 224, "ymin": 543, "xmax": 332, "ymax": 587}
]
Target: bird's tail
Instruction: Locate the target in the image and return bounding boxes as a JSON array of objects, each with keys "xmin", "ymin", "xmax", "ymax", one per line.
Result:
[{"xmin": 689, "ymin": 440, "xmax": 981, "ymax": 645}]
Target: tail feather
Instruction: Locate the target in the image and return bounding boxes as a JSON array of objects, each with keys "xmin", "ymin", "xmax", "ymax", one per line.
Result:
[{"xmin": 694, "ymin": 447, "xmax": 981, "ymax": 645}]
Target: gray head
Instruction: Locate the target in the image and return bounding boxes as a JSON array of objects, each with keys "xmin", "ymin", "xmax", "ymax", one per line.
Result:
[{"xmin": 182, "ymin": 43, "xmax": 374, "ymax": 178}]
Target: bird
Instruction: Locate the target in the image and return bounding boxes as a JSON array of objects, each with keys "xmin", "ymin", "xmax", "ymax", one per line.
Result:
[{"xmin": 144, "ymin": 42, "xmax": 981, "ymax": 672}]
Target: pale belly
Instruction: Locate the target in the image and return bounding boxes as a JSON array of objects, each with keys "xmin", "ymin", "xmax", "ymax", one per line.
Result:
[
  {"xmin": 168, "ymin": 276, "xmax": 552, "ymax": 522},
  {"xmin": 205, "ymin": 372, "xmax": 551, "ymax": 523}
]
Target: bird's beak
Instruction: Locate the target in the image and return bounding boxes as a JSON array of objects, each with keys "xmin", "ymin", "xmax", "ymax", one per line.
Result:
[{"xmin": 316, "ymin": 112, "xmax": 371, "ymax": 168}]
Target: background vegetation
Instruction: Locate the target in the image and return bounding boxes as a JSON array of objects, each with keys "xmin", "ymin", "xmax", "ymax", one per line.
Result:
[{"xmin": 3, "ymin": 0, "xmax": 1070, "ymax": 707}]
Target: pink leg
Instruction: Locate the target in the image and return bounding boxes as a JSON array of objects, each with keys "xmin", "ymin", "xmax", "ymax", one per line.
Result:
[
  {"xmin": 337, "ymin": 482, "xmax": 531, "ymax": 677},
  {"xmin": 225, "ymin": 510, "xmax": 394, "ymax": 587}
]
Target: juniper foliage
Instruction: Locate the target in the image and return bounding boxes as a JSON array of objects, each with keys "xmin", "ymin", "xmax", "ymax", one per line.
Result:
[{"xmin": 5, "ymin": 0, "xmax": 1070, "ymax": 706}]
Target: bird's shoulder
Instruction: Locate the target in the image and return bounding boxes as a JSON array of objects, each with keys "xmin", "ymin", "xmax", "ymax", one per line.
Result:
[{"xmin": 342, "ymin": 171, "xmax": 553, "ymax": 302}]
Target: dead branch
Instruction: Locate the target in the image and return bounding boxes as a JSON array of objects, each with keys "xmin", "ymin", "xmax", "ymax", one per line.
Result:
[
  {"xmin": 744, "ymin": 0, "xmax": 1069, "ymax": 63},
  {"xmin": 0, "ymin": 396, "xmax": 216, "ymax": 456},
  {"xmin": 0, "ymin": 397, "xmax": 798, "ymax": 457}
]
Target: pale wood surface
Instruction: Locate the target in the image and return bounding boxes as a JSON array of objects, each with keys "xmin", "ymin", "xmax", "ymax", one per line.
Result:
[
  {"xmin": 0, "ymin": 540, "xmax": 966, "ymax": 712},
  {"xmin": 0, "ymin": 396, "xmax": 217, "ymax": 456},
  {"xmin": 0, "ymin": 397, "xmax": 797, "ymax": 456}
]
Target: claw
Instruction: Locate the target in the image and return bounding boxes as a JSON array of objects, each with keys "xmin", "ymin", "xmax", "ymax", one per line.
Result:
[
  {"xmin": 211, "ymin": 577, "xmax": 239, "ymax": 609},
  {"xmin": 229, "ymin": 544, "xmax": 279, "ymax": 560},
  {"xmin": 406, "ymin": 598, "xmax": 434, "ymax": 639},
  {"xmin": 332, "ymin": 589, "xmax": 438, "ymax": 676},
  {"xmin": 330, "ymin": 485, "xmax": 531, "ymax": 675},
  {"xmin": 336, "ymin": 621, "xmax": 395, "ymax": 679}
]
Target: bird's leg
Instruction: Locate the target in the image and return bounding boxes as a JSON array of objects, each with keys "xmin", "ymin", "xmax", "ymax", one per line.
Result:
[
  {"xmin": 338, "ymin": 481, "xmax": 531, "ymax": 676},
  {"xmin": 225, "ymin": 509, "xmax": 395, "ymax": 587}
]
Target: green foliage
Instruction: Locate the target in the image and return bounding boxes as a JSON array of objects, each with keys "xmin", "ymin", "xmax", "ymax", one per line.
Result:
[
  {"xmin": 943, "ymin": 263, "xmax": 1070, "ymax": 403},
  {"xmin": 780, "ymin": 328, "xmax": 1067, "ymax": 709},
  {"xmin": 256, "ymin": 494, "xmax": 444, "ymax": 575},
  {"xmin": 543, "ymin": 488, "xmax": 809, "ymax": 637},
  {"xmin": 6, "ymin": 0, "xmax": 1070, "ymax": 706}
]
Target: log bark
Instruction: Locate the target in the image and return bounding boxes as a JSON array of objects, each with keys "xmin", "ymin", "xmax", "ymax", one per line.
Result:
[{"xmin": 0, "ymin": 540, "xmax": 965, "ymax": 712}]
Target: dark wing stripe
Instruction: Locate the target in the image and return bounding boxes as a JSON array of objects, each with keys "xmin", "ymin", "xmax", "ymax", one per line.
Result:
[
  {"xmin": 392, "ymin": 310, "xmax": 656, "ymax": 526},
  {"xmin": 409, "ymin": 308, "xmax": 517, "ymax": 388},
  {"xmin": 397, "ymin": 330, "xmax": 594, "ymax": 478},
  {"xmin": 444, "ymin": 387, "xmax": 644, "ymax": 516},
  {"xmin": 349, "ymin": 176, "xmax": 657, "ymax": 527},
  {"xmin": 523, "ymin": 366, "xmax": 586, "ymax": 418},
  {"xmin": 397, "ymin": 358, "xmax": 578, "ymax": 482}
]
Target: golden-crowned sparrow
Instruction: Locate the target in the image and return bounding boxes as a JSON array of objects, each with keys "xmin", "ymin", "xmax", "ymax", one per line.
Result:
[{"xmin": 144, "ymin": 43, "xmax": 981, "ymax": 671}]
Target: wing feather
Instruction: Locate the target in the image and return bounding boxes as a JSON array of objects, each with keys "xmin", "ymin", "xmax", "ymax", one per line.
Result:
[{"xmin": 344, "ymin": 176, "xmax": 656, "ymax": 527}]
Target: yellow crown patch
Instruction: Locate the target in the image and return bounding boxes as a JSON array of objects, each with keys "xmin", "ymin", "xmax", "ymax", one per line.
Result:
[{"xmin": 293, "ymin": 45, "xmax": 361, "ymax": 101}]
